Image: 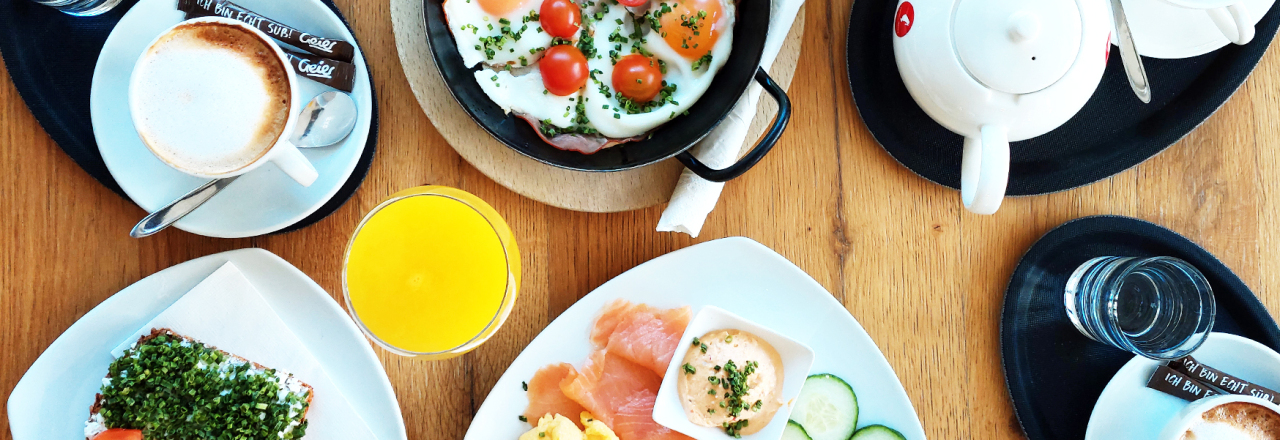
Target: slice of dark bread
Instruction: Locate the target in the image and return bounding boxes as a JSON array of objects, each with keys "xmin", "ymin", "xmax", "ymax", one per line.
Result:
[{"xmin": 85, "ymin": 328, "xmax": 314, "ymax": 440}]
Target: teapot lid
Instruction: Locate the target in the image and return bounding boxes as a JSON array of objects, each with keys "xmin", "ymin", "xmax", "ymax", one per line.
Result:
[{"xmin": 953, "ymin": 0, "xmax": 1081, "ymax": 95}]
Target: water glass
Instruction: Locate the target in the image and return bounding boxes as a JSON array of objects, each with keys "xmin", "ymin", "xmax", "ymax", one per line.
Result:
[
  {"xmin": 1064, "ymin": 256, "xmax": 1216, "ymax": 360},
  {"xmin": 29, "ymin": 0, "xmax": 123, "ymax": 16}
]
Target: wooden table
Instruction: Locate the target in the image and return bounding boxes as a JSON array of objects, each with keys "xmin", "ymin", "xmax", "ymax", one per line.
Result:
[{"xmin": 4, "ymin": 0, "xmax": 1280, "ymax": 438}]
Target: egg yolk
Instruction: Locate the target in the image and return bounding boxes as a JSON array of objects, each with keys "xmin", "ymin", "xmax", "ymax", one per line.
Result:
[
  {"xmin": 658, "ymin": 0, "xmax": 723, "ymax": 60},
  {"xmin": 479, "ymin": 0, "xmax": 530, "ymax": 17}
]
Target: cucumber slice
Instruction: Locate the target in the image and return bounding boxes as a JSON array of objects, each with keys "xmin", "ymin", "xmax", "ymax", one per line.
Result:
[
  {"xmin": 782, "ymin": 421, "xmax": 813, "ymax": 440},
  {"xmin": 790, "ymin": 374, "xmax": 858, "ymax": 440},
  {"xmin": 851, "ymin": 425, "xmax": 906, "ymax": 440}
]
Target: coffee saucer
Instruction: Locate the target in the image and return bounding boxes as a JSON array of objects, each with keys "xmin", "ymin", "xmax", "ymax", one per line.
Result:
[
  {"xmin": 1112, "ymin": 0, "xmax": 1275, "ymax": 59},
  {"xmin": 1084, "ymin": 333, "xmax": 1280, "ymax": 439},
  {"xmin": 90, "ymin": 0, "xmax": 373, "ymax": 238}
]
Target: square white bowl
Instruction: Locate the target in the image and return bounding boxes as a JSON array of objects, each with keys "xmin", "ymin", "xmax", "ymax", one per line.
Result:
[{"xmin": 654, "ymin": 305, "xmax": 816, "ymax": 439}]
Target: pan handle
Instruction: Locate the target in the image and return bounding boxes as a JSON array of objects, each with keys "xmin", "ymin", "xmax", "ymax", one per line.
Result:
[{"xmin": 675, "ymin": 67, "xmax": 791, "ymax": 182}]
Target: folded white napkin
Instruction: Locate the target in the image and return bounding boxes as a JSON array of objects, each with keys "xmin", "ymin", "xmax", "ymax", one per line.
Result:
[
  {"xmin": 113, "ymin": 262, "xmax": 379, "ymax": 440},
  {"xmin": 656, "ymin": 0, "xmax": 806, "ymax": 237}
]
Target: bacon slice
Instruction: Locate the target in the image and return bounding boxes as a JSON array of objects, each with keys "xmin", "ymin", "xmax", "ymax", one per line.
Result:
[{"xmin": 516, "ymin": 114, "xmax": 645, "ymax": 154}]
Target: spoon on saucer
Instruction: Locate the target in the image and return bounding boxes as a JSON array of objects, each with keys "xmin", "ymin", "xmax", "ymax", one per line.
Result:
[{"xmin": 129, "ymin": 91, "xmax": 359, "ymax": 238}]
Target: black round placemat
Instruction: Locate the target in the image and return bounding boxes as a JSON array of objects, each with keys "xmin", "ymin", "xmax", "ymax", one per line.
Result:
[
  {"xmin": 1001, "ymin": 215, "xmax": 1280, "ymax": 440},
  {"xmin": 847, "ymin": 2, "xmax": 1280, "ymax": 196},
  {"xmin": 0, "ymin": 0, "xmax": 377, "ymax": 235}
]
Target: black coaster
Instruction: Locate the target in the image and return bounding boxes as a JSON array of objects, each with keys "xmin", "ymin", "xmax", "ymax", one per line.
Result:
[
  {"xmin": 0, "ymin": 0, "xmax": 377, "ymax": 236},
  {"xmin": 1001, "ymin": 215, "xmax": 1280, "ymax": 440},
  {"xmin": 846, "ymin": 1, "xmax": 1280, "ymax": 196}
]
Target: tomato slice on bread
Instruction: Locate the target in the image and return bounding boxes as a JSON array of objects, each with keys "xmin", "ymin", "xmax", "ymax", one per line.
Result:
[{"xmin": 93, "ymin": 429, "xmax": 143, "ymax": 440}]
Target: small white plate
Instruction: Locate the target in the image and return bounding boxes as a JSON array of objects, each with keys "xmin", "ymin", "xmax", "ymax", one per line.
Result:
[
  {"xmin": 654, "ymin": 306, "xmax": 816, "ymax": 440},
  {"xmin": 463, "ymin": 237, "xmax": 926, "ymax": 440},
  {"xmin": 1112, "ymin": 0, "xmax": 1275, "ymax": 59},
  {"xmin": 1085, "ymin": 332, "xmax": 1280, "ymax": 439},
  {"xmin": 6, "ymin": 248, "xmax": 407, "ymax": 440},
  {"xmin": 90, "ymin": 0, "xmax": 373, "ymax": 238}
]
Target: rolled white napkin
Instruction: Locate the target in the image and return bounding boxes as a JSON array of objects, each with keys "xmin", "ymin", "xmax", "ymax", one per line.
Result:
[{"xmin": 656, "ymin": 0, "xmax": 806, "ymax": 237}]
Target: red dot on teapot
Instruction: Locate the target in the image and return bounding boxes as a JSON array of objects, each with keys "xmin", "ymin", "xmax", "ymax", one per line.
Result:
[
  {"xmin": 1105, "ymin": 32, "xmax": 1112, "ymax": 63},
  {"xmin": 895, "ymin": 2, "xmax": 914, "ymax": 38}
]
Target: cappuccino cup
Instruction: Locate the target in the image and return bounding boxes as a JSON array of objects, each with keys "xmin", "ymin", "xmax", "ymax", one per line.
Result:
[
  {"xmin": 129, "ymin": 17, "xmax": 318, "ymax": 186},
  {"xmin": 1159, "ymin": 394, "xmax": 1280, "ymax": 440}
]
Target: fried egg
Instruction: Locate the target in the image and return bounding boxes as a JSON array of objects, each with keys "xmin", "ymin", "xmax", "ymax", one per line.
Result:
[
  {"xmin": 444, "ymin": 0, "xmax": 561, "ymax": 67},
  {"xmin": 643, "ymin": 0, "xmax": 734, "ymax": 79},
  {"xmin": 580, "ymin": 0, "xmax": 734, "ymax": 138},
  {"xmin": 474, "ymin": 68, "xmax": 583, "ymax": 128}
]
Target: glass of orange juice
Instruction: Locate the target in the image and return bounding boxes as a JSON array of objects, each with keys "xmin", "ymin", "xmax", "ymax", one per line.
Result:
[{"xmin": 342, "ymin": 186, "xmax": 520, "ymax": 359}]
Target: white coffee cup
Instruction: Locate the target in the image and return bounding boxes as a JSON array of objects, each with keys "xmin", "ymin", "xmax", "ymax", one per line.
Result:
[
  {"xmin": 1163, "ymin": 0, "xmax": 1255, "ymax": 45},
  {"xmin": 1158, "ymin": 394, "xmax": 1280, "ymax": 440},
  {"xmin": 128, "ymin": 16, "xmax": 318, "ymax": 187}
]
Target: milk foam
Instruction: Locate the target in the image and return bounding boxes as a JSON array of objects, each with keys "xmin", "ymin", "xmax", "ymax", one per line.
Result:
[
  {"xmin": 1183, "ymin": 402, "xmax": 1280, "ymax": 440},
  {"xmin": 1185, "ymin": 420, "xmax": 1267, "ymax": 440},
  {"xmin": 132, "ymin": 24, "xmax": 290, "ymax": 175}
]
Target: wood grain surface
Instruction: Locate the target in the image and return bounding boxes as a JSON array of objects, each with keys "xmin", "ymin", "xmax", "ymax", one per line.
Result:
[{"xmin": 3, "ymin": 0, "xmax": 1280, "ymax": 439}]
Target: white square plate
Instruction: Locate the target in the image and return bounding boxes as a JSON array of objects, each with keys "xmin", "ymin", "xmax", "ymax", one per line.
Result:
[
  {"xmin": 6, "ymin": 248, "xmax": 406, "ymax": 440},
  {"xmin": 654, "ymin": 306, "xmax": 815, "ymax": 439}
]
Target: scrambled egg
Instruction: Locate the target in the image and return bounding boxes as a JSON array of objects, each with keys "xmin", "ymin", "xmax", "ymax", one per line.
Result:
[
  {"xmin": 580, "ymin": 412, "xmax": 618, "ymax": 440},
  {"xmin": 520, "ymin": 414, "xmax": 582, "ymax": 440},
  {"xmin": 519, "ymin": 413, "xmax": 618, "ymax": 440}
]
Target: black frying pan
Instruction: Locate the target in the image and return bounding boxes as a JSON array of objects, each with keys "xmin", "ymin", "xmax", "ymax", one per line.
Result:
[{"xmin": 423, "ymin": 0, "xmax": 789, "ymax": 182}]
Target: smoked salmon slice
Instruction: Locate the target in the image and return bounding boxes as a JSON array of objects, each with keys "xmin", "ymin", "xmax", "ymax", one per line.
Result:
[
  {"xmin": 523, "ymin": 363, "xmax": 587, "ymax": 428},
  {"xmin": 589, "ymin": 300, "xmax": 691, "ymax": 378},
  {"xmin": 523, "ymin": 301, "xmax": 694, "ymax": 439},
  {"xmin": 560, "ymin": 350, "xmax": 661, "ymax": 427},
  {"xmin": 611, "ymin": 389, "xmax": 693, "ymax": 440},
  {"xmin": 559, "ymin": 350, "xmax": 691, "ymax": 440}
]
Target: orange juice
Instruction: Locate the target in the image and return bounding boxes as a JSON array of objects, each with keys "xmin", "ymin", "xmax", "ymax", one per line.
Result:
[{"xmin": 342, "ymin": 186, "xmax": 520, "ymax": 358}]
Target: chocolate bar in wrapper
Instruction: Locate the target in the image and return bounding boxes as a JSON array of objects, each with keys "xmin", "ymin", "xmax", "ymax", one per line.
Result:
[
  {"xmin": 179, "ymin": 0, "xmax": 355, "ymax": 62},
  {"xmin": 285, "ymin": 50, "xmax": 355, "ymax": 92},
  {"xmin": 1170, "ymin": 356, "xmax": 1279, "ymax": 403},
  {"xmin": 1148, "ymin": 365, "xmax": 1221, "ymax": 401}
]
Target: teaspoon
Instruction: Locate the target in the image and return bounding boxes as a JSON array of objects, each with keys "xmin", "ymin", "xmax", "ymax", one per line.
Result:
[{"xmin": 129, "ymin": 91, "xmax": 359, "ymax": 238}]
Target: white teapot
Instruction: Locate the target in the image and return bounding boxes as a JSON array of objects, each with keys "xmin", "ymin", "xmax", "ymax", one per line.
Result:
[{"xmin": 892, "ymin": 0, "xmax": 1112, "ymax": 214}]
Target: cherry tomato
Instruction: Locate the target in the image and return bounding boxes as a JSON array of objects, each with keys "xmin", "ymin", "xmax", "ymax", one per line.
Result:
[
  {"xmin": 539, "ymin": 0, "xmax": 581, "ymax": 38},
  {"xmin": 540, "ymin": 45, "xmax": 589, "ymax": 96},
  {"xmin": 618, "ymin": 0, "xmax": 647, "ymax": 7},
  {"xmin": 92, "ymin": 429, "xmax": 143, "ymax": 440},
  {"xmin": 611, "ymin": 54, "xmax": 664, "ymax": 102}
]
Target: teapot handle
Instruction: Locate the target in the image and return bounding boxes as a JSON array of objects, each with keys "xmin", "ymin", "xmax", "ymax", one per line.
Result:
[{"xmin": 960, "ymin": 125, "xmax": 1009, "ymax": 215}]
